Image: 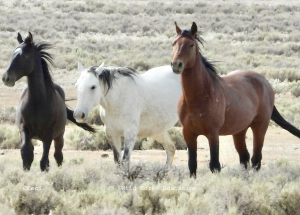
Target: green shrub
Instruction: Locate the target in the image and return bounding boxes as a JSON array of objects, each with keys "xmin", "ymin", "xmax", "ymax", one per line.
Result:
[
  {"xmin": 0, "ymin": 106, "xmax": 17, "ymax": 123},
  {"xmin": 0, "ymin": 125, "xmax": 21, "ymax": 149}
]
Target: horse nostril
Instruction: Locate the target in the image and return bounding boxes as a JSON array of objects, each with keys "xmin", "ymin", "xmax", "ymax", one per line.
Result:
[
  {"xmin": 81, "ymin": 113, "xmax": 85, "ymax": 119},
  {"xmin": 2, "ymin": 75, "xmax": 8, "ymax": 82},
  {"xmin": 178, "ymin": 62, "xmax": 182, "ymax": 68}
]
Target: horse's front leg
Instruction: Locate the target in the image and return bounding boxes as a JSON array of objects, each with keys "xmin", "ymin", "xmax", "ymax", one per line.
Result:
[
  {"xmin": 20, "ymin": 127, "xmax": 34, "ymax": 171},
  {"xmin": 40, "ymin": 132, "xmax": 53, "ymax": 171},
  {"xmin": 183, "ymin": 128, "xmax": 198, "ymax": 178},
  {"xmin": 207, "ymin": 132, "xmax": 221, "ymax": 173},
  {"xmin": 106, "ymin": 131, "xmax": 122, "ymax": 164},
  {"xmin": 122, "ymin": 130, "xmax": 138, "ymax": 169}
]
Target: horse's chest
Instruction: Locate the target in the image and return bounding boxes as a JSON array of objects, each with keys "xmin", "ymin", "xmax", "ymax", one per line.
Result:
[{"xmin": 21, "ymin": 105, "xmax": 57, "ymax": 134}]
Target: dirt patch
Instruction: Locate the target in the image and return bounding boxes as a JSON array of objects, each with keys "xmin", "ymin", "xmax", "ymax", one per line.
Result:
[{"xmin": 0, "ymin": 126, "xmax": 299, "ymax": 170}]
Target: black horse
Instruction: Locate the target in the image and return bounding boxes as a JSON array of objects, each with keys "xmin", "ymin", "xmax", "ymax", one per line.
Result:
[{"xmin": 2, "ymin": 32, "xmax": 94, "ymax": 171}]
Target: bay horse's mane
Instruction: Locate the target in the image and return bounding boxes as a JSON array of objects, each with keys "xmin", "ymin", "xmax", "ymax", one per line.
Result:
[
  {"xmin": 181, "ymin": 30, "xmax": 218, "ymax": 78},
  {"xmin": 35, "ymin": 42, "xmax": 55, "ymax": 89},
  {"xmin": 88, "ymin": 66, "xmax": 136, "ymax": 93}
]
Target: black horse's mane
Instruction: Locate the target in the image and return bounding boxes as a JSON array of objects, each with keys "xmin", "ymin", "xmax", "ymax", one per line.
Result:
[
  {"xmin": 180, "ymin": 30, "xmax": 218, "ymax": 78},
  {"xmin": 35, "ymin": 42, "xmax": 55, "ymax": 89},
  {"xmin": 88, "ymin": 66, "xmax": 136, "ymax": 94}
]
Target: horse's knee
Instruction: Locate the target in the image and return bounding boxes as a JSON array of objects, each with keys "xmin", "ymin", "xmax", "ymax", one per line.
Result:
[{"xmin": 122, "ymin": 147, "xmax": 130, "ymax": 160}]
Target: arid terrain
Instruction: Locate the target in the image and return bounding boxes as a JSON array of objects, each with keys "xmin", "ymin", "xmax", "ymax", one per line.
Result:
[{"xmin": 1, "ymin": 0, "xmax": 300, "ymax": 214}]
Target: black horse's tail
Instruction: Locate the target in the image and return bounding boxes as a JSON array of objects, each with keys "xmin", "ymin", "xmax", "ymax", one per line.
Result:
[
  {"xmin": 271, "ymin": 106, "xmax": 300, "ymax": 138},
  {"xmin": 66, "ymin": 107, "xmax": 95, "ymax": 132}
]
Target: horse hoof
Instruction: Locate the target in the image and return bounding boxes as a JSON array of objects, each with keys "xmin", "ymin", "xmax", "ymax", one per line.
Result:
[{"xmin": 190, "ymin": 172, "xmax": 197, "ymax": 179}]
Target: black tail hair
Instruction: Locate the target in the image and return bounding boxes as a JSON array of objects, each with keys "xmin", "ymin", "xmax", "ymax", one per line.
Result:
[
  {"xmin": 66, "ymin": 107, "xmax": 95, "ymax": 132},
  {"xmin": 271, "ymin": 106, "xmax": 300, "ymax": 138}
]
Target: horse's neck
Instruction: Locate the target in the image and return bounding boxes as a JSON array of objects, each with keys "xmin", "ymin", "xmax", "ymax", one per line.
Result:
[
  {"xmin": 27, "ymin": 61, "xmax": 52, "ymax": 103},
  {"xmin": 181, "ymin": 56, "xmax": 216, "ymax": 106}
]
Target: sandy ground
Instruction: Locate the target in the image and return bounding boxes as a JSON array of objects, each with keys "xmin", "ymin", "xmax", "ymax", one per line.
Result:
[{"xmin": 0, "ymin": 88, "xmax": 299, "ymax": 168}]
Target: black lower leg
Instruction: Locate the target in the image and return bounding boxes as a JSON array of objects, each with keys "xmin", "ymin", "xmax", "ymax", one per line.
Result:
[
  {"xmin": 209, "ymin": 144, "xmax": 221, "ymax": 173},
  {"xmin": 240, "ymin": 151, "xmax": 250, "ymax": 169},
  {"xmin": 21, "ymin": 145, "xmax": 34, "ymax": 171},
  {"xmin": 188, "ymin": 147, "xmax": 197, "ymax": 178},
  {"xmin": 20, "ymin": 128, "xmax": 34, "ymax": 171},
  {"xmin": 251, "ymin": 152, "xmax": 262, "ymax": 170}
]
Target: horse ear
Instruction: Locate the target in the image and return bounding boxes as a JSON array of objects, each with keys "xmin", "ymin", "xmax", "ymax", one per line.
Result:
[
  {"xmin": 17, "ymin": 33, "xmax": 23, "ymax": 44},
  {"xmin": 25, "ymin": 32, "xmax": 33, "ymax": 43},
  {"xmin": 175, "ymin": 22, "xmax": 182, "ymax": 35},
  {"xmin": 95, "ymin": 62, "xmax": 105, "ymax": 75},
  {"xmin": 191, "ymin": 22, "xmax": 197, "ymax": 36},
  {"xmin": 78, "ymin": 62, "xmax": 85, "ymax": 72}
]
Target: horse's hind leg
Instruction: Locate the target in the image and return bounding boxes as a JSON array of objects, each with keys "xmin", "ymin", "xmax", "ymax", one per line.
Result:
[
  {"xmin": 20, "ymin": 127, "xmax": 34, "ymax": 170},
  {"xmin": 232, "ymin": 128, "xmax": 250, "ymax": 169},
  {"xmin": 54, "ymin": 132, "xmax": 64, "ymax": 166},
  {"xmin": 250, "ymin": 120, "xmax": 269, "ymax": 170},
  {"xmin": 153, "ymin": 132, "xmax": 176, "ymax": 165}
]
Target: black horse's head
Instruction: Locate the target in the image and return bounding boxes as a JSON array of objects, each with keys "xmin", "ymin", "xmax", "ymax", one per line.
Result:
[{"xmin": 2, "ymin": 32, "xmax": 37, "ymax": 86}]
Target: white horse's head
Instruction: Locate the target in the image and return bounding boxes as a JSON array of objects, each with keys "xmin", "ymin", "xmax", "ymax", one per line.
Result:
[{"xmin": 74, "ymin": 62, "xmax": 104, "ymax": 122}]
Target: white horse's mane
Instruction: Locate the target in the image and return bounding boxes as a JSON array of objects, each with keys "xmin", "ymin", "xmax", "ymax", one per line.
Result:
[{"xmin": 87, "ymin": 66, "xmax": 136, "ymax": 93}]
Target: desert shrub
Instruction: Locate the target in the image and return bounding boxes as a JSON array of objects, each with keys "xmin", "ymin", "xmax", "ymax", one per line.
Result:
[
  {"xmin": 68, "ymin": 157, "xmax": 84, "ymax": 165},
  {"xmin": 65, "ymin": 124, "xmax": 185, "ymax": 151},
  {"xmin": 168, "ymin": 127, "xmax": 186, "ymax": 150},
  {"xmin": 0, "ymin": 125, "xmax": 21, "ymax": 149},
  {"xmin": 0, "ymin": 156, "xmax": 300, "ymax": 214},
  {"xmin": 64, "ymin": 125, "xmax": 111, "ymax": 150},
  {"xmin": 11, "ymin": 185, "xmax": 60, "ymax": 215},
  {"xmin": 86, "ymin": 105, "xmax": 103, "ymax": 125},
  {"xmin": 0, "ymin": 106, "xmax": 17, "ymax": 123}
]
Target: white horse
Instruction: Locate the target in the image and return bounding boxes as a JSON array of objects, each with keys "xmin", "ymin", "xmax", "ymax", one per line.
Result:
[{"xmin": 74, "ymin": 62, "xmax": 182, "ymax": 165}]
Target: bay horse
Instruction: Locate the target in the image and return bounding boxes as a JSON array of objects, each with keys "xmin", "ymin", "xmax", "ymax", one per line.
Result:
[
  {"xmin": 171, "ymin": 22, "xmax": 300, "ymax": 177},
  {"xmin": 2, "ymin": 32, "xmax": 95, "ymax": 171},
  {"xmin": 73, "ymin": 62, "xmax": 182, "ymax": 166}
]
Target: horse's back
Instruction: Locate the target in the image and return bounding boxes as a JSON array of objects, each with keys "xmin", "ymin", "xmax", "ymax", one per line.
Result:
[
  {"xmin": 219, "ymin": 70, "xmax": 274, "ymax": 135},
  {"xmin": 137, "ymin": 66, "xmax": 182, "ymax": 136},
  {"xmin": 224, "ymin": 70, "xmax": 274, "ymax": 101}
]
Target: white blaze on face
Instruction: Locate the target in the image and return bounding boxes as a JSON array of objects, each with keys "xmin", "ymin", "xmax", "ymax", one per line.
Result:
[{"xmin": 13, "ymin": 47, "xmax": 22, "ymax": 55}]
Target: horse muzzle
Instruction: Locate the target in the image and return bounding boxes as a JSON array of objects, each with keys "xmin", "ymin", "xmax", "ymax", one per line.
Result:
[
  {"xmin": 171, "ymin": 61, "xmax": 184, "ymax": 74},
  {"xmin": 2, "ymin": 72, "xmax": 15, "ymax": 87},
  {"xmin": 73, "ymin": 110, "xmax": 87, "ymax": 123}
]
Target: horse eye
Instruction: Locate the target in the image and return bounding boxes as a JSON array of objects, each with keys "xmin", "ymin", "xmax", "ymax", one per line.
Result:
[
  {"xmin": 190, "ymin": 44, "xmax": 194, "ymax": 48},
  {"xmin": 91, "ymin": 86, "xmax": 96, "ymax": 90}
]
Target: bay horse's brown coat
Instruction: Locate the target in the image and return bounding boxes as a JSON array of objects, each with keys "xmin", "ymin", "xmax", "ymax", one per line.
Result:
[{"xmin": 171, "ymin": 22, "xmax": 300, "ymax": 177}]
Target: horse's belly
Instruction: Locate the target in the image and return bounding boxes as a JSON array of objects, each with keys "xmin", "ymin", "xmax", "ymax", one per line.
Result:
[{"xmin": 137, "ymin": 113, "xmax": 178, "ymax": 137}]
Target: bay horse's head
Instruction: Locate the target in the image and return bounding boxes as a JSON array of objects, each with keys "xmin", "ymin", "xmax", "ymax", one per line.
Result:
[
  {"xmin": 171, "ymin": 22, "xmax": 199, "ymax": 74},
  {"xmin": 2, "ymin": 32, "xmax": 37, "ymax": 86}
]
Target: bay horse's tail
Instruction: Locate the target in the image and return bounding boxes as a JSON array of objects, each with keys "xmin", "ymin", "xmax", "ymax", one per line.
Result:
[
  {"xmin": 66, "ymin": 107, "xmax": 95, "ymax": 132},
  {"xmin": 271, "ymin": 106, "xmax": 300, "ymax": 138}
]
